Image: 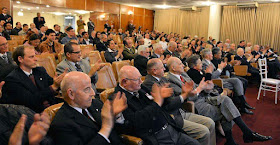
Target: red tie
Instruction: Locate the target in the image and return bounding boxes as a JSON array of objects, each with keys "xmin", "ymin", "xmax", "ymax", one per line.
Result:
[
  {"xmin": 180, "ymin": 76, "xmax": 185, "ymax": 83},
  {"xmin": 29, "ymin": 74, "xmax": 37, "ymax": 87}
]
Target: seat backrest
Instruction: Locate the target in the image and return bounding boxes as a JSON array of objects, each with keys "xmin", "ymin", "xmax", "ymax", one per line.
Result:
[
  {"xmin": 36, "ymin": 54, "xmax": 56, "ymax": 78},
  {"xmin": 44, "ymin": 103, "xmax": 64, "ymax": 122},
  {"xmin": 88, "ymin": 51, "xmax": 102, "ymax": 65},
  {"xmin": 95, "ymin": 63, "xmax": 117, "ymax": 90},
  {"xmin": 130, "ymin": 59, "xmax": 134, "ymax": 66},
  {"xmin": 233, "ymin": 65, "xmax": 248, "ymax": 76},
  {"xmin": 99, "ymin": 88, "xmax": 115, "ymax": 103},
  {"xmin": 100, "ymin": 51, "xmax": 106, "ymax": 62},
  {"xmin": 7, "ymin": 40, "xmax": 18, "ymax": 52},
  {"xmin": 57, "ymin": 52, "xmax": 65, "ymax": 63},
  {"xmin": 212, "ymin": 79, "xmax": 223, "ymax": 88},
  {"xmin": 112, "ymin": 60, "xmax": 131, "ymax": 81},
  {"xmin": 258, "ymin": 58, "xmax": 267, "ymax": 79}
]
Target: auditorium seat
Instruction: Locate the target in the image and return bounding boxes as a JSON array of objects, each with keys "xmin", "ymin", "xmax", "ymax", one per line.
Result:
[
  {"xmin": 36, "ymin": 54, "xmax": 56, "ymax": 78},
  {"xmin": 112, "ymin": 60, "xmax": 131, "ymax": 81},
  {"xmin": 7, "ymin": 40, "xmax": 18, "ymax": 52},
  {"xmin": 212, "ymin": 79, "xmax": 233, "ymax": 96},
  {"xmin": 10, "ymin": 35, "xmax": 26, "ymax": 45},
  {"xmin": 100, "ymin": 51, "xmax": 106, "ymax": 62},
  {"xmin": 95, "ymin": 63, "xmax": 117, "ymax": 91},
  {"xmin": 251, "ymin": 62, "xmax": 258, "ymax": 69},
  {"xmin": 233, "ymin": 65, "xmax": 251, "ymax": 77},
  {"xmin": 88, "ymin": 51, "xmax": 102, "ymax": 65}
]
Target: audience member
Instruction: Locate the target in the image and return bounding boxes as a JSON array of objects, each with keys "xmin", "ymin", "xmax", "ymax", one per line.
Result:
[
  {"xmin": 0, "ymin": 7, "xmax": 13, "ymax": 27},
  {"xmin": 237, "ymin": 40, "xmax": 246, "ymax": 50},
  {"xmin": 39, "ymin": 29, "xmax": 62, "ymax": 58},
  {"xmin": 0, "ymin": 25, "xmax": 10, "ymax": 40},
  {"xmin": 4, "ymin": 22, "xmax": 17, "ymax": 35},
  {"xmin": 77, "ymin": 15, "xmax": 85, "ymax": 33},
  {"xmin": 18, "ymin": 24, "xmax": 28, "ymax": 35},
  {"xmin": 87, "ymin": 18, "xmax": 95, "ymax": 36},
  {"xmin": 144, "ymin": 33, "xmax": 151, "ymax": 46},
  {"xmin": 61, "ymin": 27, "xmax": 78, "ymax": 44},
  {"xmin": 24, "ymin": 33, "xmax": 41, "ymax": 54},
  {"xmin": 104, "ymin": 39, "xmax": 123, "ymax": 63},
  {"xmin": 96, "ymin": 34, "xmax": 108, "ymax": 52},
  {"xmin": 104, "ymin": 20, "xmax": 111, "ymax": 32},
  {"xmin": 0, "ymin": 45, "xmax": 67, "ymax": 113},
  {"xmin": 163, "ymin": 41, "xmax": 180, "ymax": 58},
  {"xmin": 13, "ymin": 22, "xmax": 22, "ymax": 33},
  {"xmin": 53, "ymin": 24, "xmax": 62, "ymax": 39},
  {"xmin": 80, "ymin": 32, "xmax": 92, "ymax": 45},
  {"xmin": 0, "ymin": 36, "xmax": 17, "ymax": 81},
  {"xmin": 122, "ymin": 38, "xmax": 137, "ymax": 60},
  {"xmin": 127, "ymin": 20, "xmax": 135, "ymax": 35},
  {"xmin": 33, "ymin": 13, "xmax": 45, "ymax": 29},
  {"xmin": 134, "ymin": 45, "xmax": 150, "ymax": 76}
]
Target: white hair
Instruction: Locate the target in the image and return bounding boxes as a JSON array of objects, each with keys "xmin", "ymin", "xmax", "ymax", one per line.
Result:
[
  {"xmin": 138, "ymin": 45, "xmax": 148, "ymax": 54},
  {"xmin": 245, "ymin": 47, "xmax": 252, "ymax": 53}
]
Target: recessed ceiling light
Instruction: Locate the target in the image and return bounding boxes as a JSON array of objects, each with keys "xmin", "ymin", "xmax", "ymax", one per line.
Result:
[
  {"xmin": 36, "ymin": 7, "xmax": 39, "ymax": 9},
  {"xmin": 46, "ymin": 5, "xmax": 50, "ymax": 8},
  {"xmin": 20, "ymin": 9, "xmax": 23, "ymax": 11},
  {"xmin": 17, "ymin": 11, "xmax": 23, "ymax": 16},
  {"xmin": 201, "ymin": 1, "xmax": 216, "ymax": 6},
  {"xmin": 42, "ymin": 12, "xmax": 45, "ymax": 13},
  {"xmin": 74, "ymin": 10, "xmax": 89, "ymax": 14},
  {"xmin": 16, "ymin": 1, "xmax": 20, "ymax": 4},
  {"xmin": 27, "ymin": 8, "xmax": 31, "ymax": 10},
  {"xmin": 155, "ymin": 5, "xmax": 173, "ymax": 9}
]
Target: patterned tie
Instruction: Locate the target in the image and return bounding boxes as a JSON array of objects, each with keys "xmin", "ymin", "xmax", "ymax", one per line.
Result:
[
  {"xmin": 2, "ymin": 55, "xmax": 8, "ymax": 63},
  {"xmin": 82, "ymin": 109, "xmax": 91, "ymax": 119},
  {"xmin": 180, "ymin": 75, "xmax": 186, "ymax": 83},
  {"xmin": 75, "ymin": 63, "xmax": 83, "ymax": 72},
  {"xmin": 29, "ymin": 74, "xmax": 37, "ymax": 86}
]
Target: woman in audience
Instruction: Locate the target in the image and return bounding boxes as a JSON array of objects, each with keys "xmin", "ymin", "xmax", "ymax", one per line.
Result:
[
  {"xmin": 158, "ymin": 36, "xmax": 168, "ymax": 50},
  {"xmin": 23, "ymin": 33, "xmax": 41, "ymax": 54},
  {"xmin": 93, "ymin": 31, "xmax": 101, "ymax": 45}
]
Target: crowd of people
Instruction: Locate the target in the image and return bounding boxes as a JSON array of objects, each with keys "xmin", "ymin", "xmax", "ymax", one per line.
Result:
[{"xmin": 0, "ymin": 6, "xmax": 279, "ymax": 145}]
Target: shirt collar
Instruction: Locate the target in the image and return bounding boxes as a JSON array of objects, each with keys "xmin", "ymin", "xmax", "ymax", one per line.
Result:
[
  {"xmin": 152, "ymin": 75, "xmax": 160, "ymax": 81},
  {"xmin": 119, "ymin": 84, "xmax": 135, "ymax": 95},
  {"xmin": 170, "ymin": 72, "xmax": 181, "ymax": 81},
  {"xmin": 22, "ymin": 69, "xmax": 33, "ymax": 77},
  {"xmin": 205, "ymin": 59, "xmax": 211, "ymax": 64},
  {"xmin": 0, "ymin": 52, "xmax": 7, "ymax": 57},
  {"xmin": 108, "ymin": 48, "xmax": 115, "ymax": 52}
]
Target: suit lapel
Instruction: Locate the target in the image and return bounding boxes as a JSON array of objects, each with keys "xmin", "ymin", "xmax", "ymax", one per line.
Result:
[
  {"xmin": 17, "ymin": 68, "xmax": 38, "ymax": 92},
  {"xmin": 65, "ymin": 60, "xmax": 77, "ymax": 71},
  {"xmin": 168, "ymin": 72, "xmax": 182, "ymax": 87}
]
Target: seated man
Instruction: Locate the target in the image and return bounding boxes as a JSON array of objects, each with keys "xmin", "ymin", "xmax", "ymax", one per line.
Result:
[
  {"xmin": 201, "ymin": 49, "xmax": 254, "ymax": 114},
  {"xmin": 80, "ymin": 32, "xmax": 93, "ymax": 45},
  {"xmin": 143, "ymin": 58, "xmax": 215, "ymax": 145},
  {"xmin": 56, "ymin": 42, "xmax": 104, "ymax": 94},
  {"xmin": 166, "ymin": 56, "xmax": 272, "ymax": 145},
  {"xmin": 96, "ymin": 34, "xmax": 107, "ymax": 52},
  {"xmin": 134, "ymin": 45, "xmax": 150, "ymax": 76},
  {"xmin": 39, "ymin": 29, "xmax": 62, "ymax": 59},
  {"xmin": 0, "ymin": 36, "xmax": 17, "ymax": 81},
  {"xmin": 48, "ymin": 71, "xmax": 127, "ymax": 145},
  {"xmin": 163, "ymin": 41, "xmax": 180, "ymax": 58},
  {"xmin": 1, "ymin": 45, "xmax": 66, "ymax": 113},
  {"xmin": 104, "ymin": 39, "xmax": 123, "ymax": 63},
  {"xmin": 18, "ymin": 24, "xmax": 29, "ymax": 35},
  {"xmin": 122, "ymin": 38, "xmax": 137, "ymax": 60},
  {"xmin": 114, "ymin": 65, "xmax": 200, "ymax": 145},
  {"xmin": 61, "ymin": 27, "xmax": 78, "ymax": 44},
  {"xmin": 4, "ymin": 23, "xmax": 17, "ymax": 35}
]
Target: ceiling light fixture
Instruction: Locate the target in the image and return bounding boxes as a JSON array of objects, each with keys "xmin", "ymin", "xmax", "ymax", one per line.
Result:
[
  {"xmin": 36, "ymin": 7, "xmax": 39, "ymax": 9},
  {"xmin": 128, "ymin": 10, "xmax": 133, "ymax": 15},
  {"xmin": 46, "ymin": 5, "xmax": 50, "ymax": 8},
  {"xmin": 16, "ymin": 1, "xmax": 20, "ymax": 4},
  {"xmin": 74, "ymin": 10, "xmax": 89, "ymax": 14},
  {"xmin": 155, "ymin": 5, "xmax": 173, "ymax": 9},
  {"xmin": 272, "ymin": 0, "xmax": 280, "ymax": 2},
  {"xmin": 17, "ymin": 11, "xmax": 23, "ymax": 16},
  {"xmin": 20, "ymin": 9, "xmax": 23, "ymax": 11},
  {"xmin": 27, "ymin": 8, "xmax": 31, "ymax": 10},
  {"xmin": 201, "ymin": 1, "xmax": 216, "ymax": 6},
  {"xmin": 100, "ymin": 14, "xmax": 105, "ymax": 19}
]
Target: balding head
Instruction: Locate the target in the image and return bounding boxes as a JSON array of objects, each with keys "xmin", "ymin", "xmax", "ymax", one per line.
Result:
[
  {"xmin": 147, "ymin": 58, "xmax": 165, "ymax": 77},
  {"xmin": 237, "ymin": 48, "xmax": 244, "ymax": 56},
  {"xmin": 0, "ymin": 36, "xmax": 8, "ymax": 54},
  {"xmin": 61, "ymin": 71, "xmax": 95, "ymax": 109},
  {"xmin": 167, "ymin": 41, "xmax": 177, "ymax": 52},
  {"xmin": 119, "ymin": 66, "xmax": 142, "ymax": 92},
  {"xmin": 166, "ymin": 57, "xmax": 184, "ymax": 74}
]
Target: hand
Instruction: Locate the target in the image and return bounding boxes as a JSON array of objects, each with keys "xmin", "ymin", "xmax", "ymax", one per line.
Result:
[
  {"xmin": 204, "ymin": 81, "xmax": 214, "ymax": 91},
  {"xmin": 160, "ymin": 83, "xmax": 173, "ymax": 99},
  {"xmin": 89, "ymin": 60, "xmax": 106, "ymax": 76},
  {"xmin": 99, "ymin": 100, "xmax": 114, "ymax": 138},
  {"xmin": 52, "ymin": 68, "xmax": 68, "ymax": 90},
  {"xmin": 28, "ymin": 112, "xmax": 50, "ymax": 145},
  {"xmin": 267, "ymin": 52, "xmax": 273, "ymax": 56},
  {"xmin": 9, "ymin": 114, "xmax": 27, "ymax": 145},
  {"xmin": 255, "ymin": 54, "xmax": 261, "ymax": 59},
  {"xmin": 205, "ymin": 65, "xmax": 213, "ymax": 73},
  {"xmin": 218, "ymin": 62, "xmax": 226, "ymax": 70},
  {"xmin": 181, "ymin": 81, "xmax": 194, "ymax": 99},
  {"xmin": 234, "ymin": 60, "xmax": 241, "ymax": 65},
  {"xmin": 151, "ymin": 83, "xmax": 163, "ymax": 106},
  {"xmin": 112, "ymin": 92, "xmax": 127, "ymax": 116},
  {"xmin": 0, "ymin": 81, "xmax": 4, "ymax": 97}
]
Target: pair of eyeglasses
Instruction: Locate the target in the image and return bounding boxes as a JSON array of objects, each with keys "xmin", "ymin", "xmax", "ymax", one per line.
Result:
[
  {"xmin": 125, "ymin": 77, "xmax": 142, "ymax": 82},
  {"xmin": 0, "ymin": 42, "xmax": 8, "ymax": 47},
  {"xmin": 70, "ymin": 51, "xmax": 81, "ymax": 54}
]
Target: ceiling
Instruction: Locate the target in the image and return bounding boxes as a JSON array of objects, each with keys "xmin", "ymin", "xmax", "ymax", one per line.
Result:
[{"xmin": 102, "ymin": 0, "xmax": 280, "ymax": 9}]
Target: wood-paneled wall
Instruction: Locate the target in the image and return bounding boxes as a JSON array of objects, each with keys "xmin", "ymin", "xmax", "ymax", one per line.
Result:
[{"xmin": 8, "ymin": 0, "xmax": 154, "ymax": 32}]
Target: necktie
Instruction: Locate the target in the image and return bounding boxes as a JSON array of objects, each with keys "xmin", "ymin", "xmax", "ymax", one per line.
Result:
[
  {"xmin": 133, "ymin": 92, "xmax": 140, "ymax": 99},
  {"xmin": 82, "ymin": 109, "xmax": 90, "ymax": 119},
  {"xmin": 180, "ymin": 75, "xmax": 186, "ymax": 83},
  {"xmin": 29, "ymin": 74, "xmax": 37, "ymax": 86},
  {"xmin": 75, "ymin": 63, "xmax": 83, "ymax": 72},
  {"xmin": 2, "ymin": 55, "xmax": 8, "ymax": 63}
]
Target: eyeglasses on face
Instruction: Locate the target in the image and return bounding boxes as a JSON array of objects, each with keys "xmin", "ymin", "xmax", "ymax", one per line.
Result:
[
  {"xmin": 70, "ymin": 51, "xmax": 81, "ymax": 54},
  {"xmin": 125, "ymin": 77, "xmax": 142, "ymax": 82}
]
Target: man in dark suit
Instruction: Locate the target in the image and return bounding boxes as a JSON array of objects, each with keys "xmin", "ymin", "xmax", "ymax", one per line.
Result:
[
  {"xmin": 0, "ymin": 7, "xmax": 13, "ymax": 27},
  {"xmin": 96, "ymin": 34, "xmax": 108, "ymax": 52},
  {"xmin": 0, "ymin": 45, "xmax": 67, "ymax": 113},
  {"xmin": 80, "ymin": 32, "xmax": 93, "ymax": 45},
  {"xmin": 114, "ymin": 65, "xmax": 200, "ymax": 145},
  {"xmin": 87, "ymin": 18, "xmax": 95, "ymax": 36},
  {"xmin": 0, "ymin": 36, "xmax": 17, "ymax": 81},
  {"xmin": 13, "ymin": 22, "xmax": 22, "ymax": 33},
  {"xmin": 134, "ymin": 45, "xmax": 150, "ymax": 76},
  {"xmin": 127, "ymin": 20, "xmax": 135, "ymax": 35},
  {"xmin": 122, "ymin": 38, "xmax": 137, "ymax": 60},
  {"xmin": 0, "ymin": 25, "xmax": 10, "ymax": 40},
  {"xmin": 143, "ymin": 58, "xmax": 216, "ymax": 145},
  {"xmin": 104, "ymin": 40, "xmax": 123, "ymax": 63},
  {"xmin": 4, "ymin": 23, "xmax": 17, "ymax": 35},
  {"xmin": 104, "ymin": 20, "xmax": 111, "ymax": 32},
  {"xmin": 163, "ymin": 41, "xmax": 180, "ymax": 58},
  {"xmin": 33, "ymin": 13, "xmax": 45, "ymax": 29},
  {"xmin": 237, "ymin": 40, "xmax": 246, "ymax": 50},
  {"xmin": 49, "ymin": 71, "xmax": 127, "ymax": 145}
]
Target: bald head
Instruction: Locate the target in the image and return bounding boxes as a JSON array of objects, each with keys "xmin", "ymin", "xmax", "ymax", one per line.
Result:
[
  {"xmin": 119, "ymin": 66, "xmax": 140, "ymax": 83},
  {"xmin": 166, "ymin": 57, "xmax": 184, "ymax": 74},
  {"xmin": 237, "ymin": 48, "xmax": 244, "ymax": 56},
  {"xmin": 147, "ymin": 58, "xmax": 165, "ymax": 77},
  {"xmin": 61, "ymin": 71, "xmax": 95, "ymax": 108},
  {"xmin": 168, "ymin": 41, "xmax": 177, "ymax": 52},
  {"xmin": 119, "ymin": 66, "xmax": 142, "ymax": 92}
]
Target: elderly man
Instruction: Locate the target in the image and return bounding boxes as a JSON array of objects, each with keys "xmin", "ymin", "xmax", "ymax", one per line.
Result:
[
  {"xmin": 1, "ymin": 45, "xmax": 66, "ymax": 113},
  {"xmin": 144, "ymin": 33, "xmax": 151, "ymax": 46},
  {"xmin": 13, "ymin": 22, "xmax": 22, "ymax": 33},
  {"xmin": 123, "ymin": 38, "xmax": 137, "ymax": 60},
  {"xmin": 56, "ymin": 42, "xmax": 104, "ymax": 93},
  {"xmin": 61, "ymin": 27, "xmax": 78, "ymax": 44},
  {"xmin": 134, "ymin": 45, "xmax": 150, "ymax": 76},
  {"xmin": 96, "ymin": 34, "xmax": 107, "ymax": 52},
  {"xmin": 143, "ymin": 58, "xmax": 216, "ymax": 145},
  {"xmin": 135, "ymin": 37, "xmax": 144, "ymax": 50},
  {"xmin": 104, "ymin": 40, "xmax": 123, "ymax": 63},
  {"xmin": 0, "ymin": 36, "xmax": 17, "ymax": 81},
  {"xmin": 200, "ymin": 49, "xmax": 254, "ymax": 114},
  {"xmin": 49, "ymin": 71, "xmax": 127, "ymax": 145},
  {"xmin": 114, "ymin": 65, "xmax": 200, "ymax": 145},
  {"xmin": 163, "ymin": 41, "xmax": 180, "ymax": 58},
  {"xmin": 167, "ymin": 56, "xmax": 272, "ymax": 145}
]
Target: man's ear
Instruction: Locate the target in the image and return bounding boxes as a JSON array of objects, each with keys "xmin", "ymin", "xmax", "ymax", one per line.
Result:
[
  {"xmin": 18, "ymin": 56, "xmax": 23, "ymax": 63},
  {"xmin": 67, "ymin": 89, "xmax": 75, "ymax": 100}
]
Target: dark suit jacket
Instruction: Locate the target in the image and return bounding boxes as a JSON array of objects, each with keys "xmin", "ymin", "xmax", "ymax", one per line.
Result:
[
  {"xmin": 33, "ymin": 17, "xmax": 46, "ymax": 29},
  {"xmin": 80, "ymin": 39, "xmax": 93, "ymax": 45},
  {"xmin": 187, "ymin": 68, "xmax": 212, "ymax": 85},
  {"xmin": 96, "ymin": 42, "xmax": 107, "ymax": 52},
  {"xmin": 104, "ymin": 50, "xmax": 119, "ymax": 63},
  {"xmin": 114, "ymin": 85, "xmax": 184, "ymax": 145},
  {"xmin": 0, "ymin": 14, "xmax": 13, "ymax": 27},
  {"xmin": 0, "ymin": 31, "xmax": 11, "ymax": 40},
  {"xmin": 0, "ymin": 52, "xmax": 17, "ymax": 81},
  {"xmin": 104, "ymin": 23, "xmax": 111, "ymax": 32},
  {"xmin": 234, "ymin": 55, "xmax": 252, "ymax": 69},
  {"xmin": 150, "ymin": 53, "xmax": 160, "ymax": 59},
  {"xmin": 4, "ymin": 29, "xmax": 18, "ymax": 35},
  {"xmin": 127, "ymin": 24, "xmax": 135, "ymax": 34},
  {"xmin": 142, "ymin": 75, "xmax": 185, "ymax": 128},
  {"xmin": 1, "ymin": 67, "xmax": 56, "ymax": 113},
  {"xmin": 163, "ymin": 49, "xmax": 180, "ymax": 58},
  {"xmin": 211, "ymin": 58, "xmax": 233, "ymax": 76},
  {"xmin": 49, "ymin": 99, "xmax": 123, "ymax": 145},
  {"xmin": 122, "ymin": 47, "xmax": 137, "ymax": 60},
  {"xmin": 134, "ymin": 55, "xmax": 148, "ymax": 76}
]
